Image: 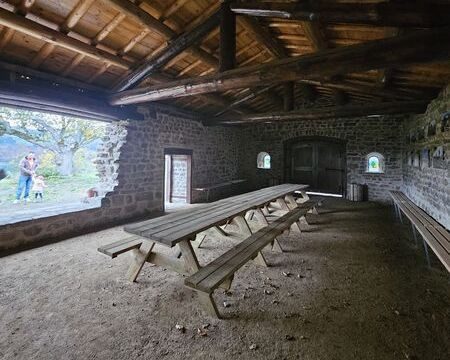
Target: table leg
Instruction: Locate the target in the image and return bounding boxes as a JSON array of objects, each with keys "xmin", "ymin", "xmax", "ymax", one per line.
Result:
[
  {"xmin": 254, "ymin": 208, "xmax": 283, "ymax": 253},
  {"xmin": 297, "ymin": 190, "xmax": 310, "ymax": 204},
  {"xmin": 178, "ymin": 239, "xmax": 201, "ymax": 273},
  {"xmin": 285, "ymin": 194, "xmax": 299, "ymax": 210},
  {"xmin": 127, "ymin": 241, "xmax": 155, "ymax": 282}
]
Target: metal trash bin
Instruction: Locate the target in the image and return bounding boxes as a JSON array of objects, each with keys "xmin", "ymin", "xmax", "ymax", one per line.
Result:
[{"xmin": 348, "ymin": 183, "xmax": 363, "ymax": 201}]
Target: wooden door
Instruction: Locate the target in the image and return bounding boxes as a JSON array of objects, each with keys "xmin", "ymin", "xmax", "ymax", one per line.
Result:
[
  {"xmin": 287, "ymin": 139, "xmax": 345, "ymax": 195},
  {"xmin": 164, "ymin": 150, "xmax": 192, "ymax": 206}
]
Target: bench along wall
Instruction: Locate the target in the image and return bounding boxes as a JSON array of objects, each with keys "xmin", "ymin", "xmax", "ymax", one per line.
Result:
[
  {"xmin": 0, "ymin": 106, "xmax": 244, "ymax": 253},
  {"xmin": 402, "ymin": 84, "xmax": 450, "ymax": 229},
  {"xmin": 240, "ymin": 115, "xmax": 406, "ymax": 202}
]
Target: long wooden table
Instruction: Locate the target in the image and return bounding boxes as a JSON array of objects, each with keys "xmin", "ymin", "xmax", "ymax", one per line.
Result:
[{"xmin": 122, "ymin": 184, "xmax": 309, "ymax": 282}]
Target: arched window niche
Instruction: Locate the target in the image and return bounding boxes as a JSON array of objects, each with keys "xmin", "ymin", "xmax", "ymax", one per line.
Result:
[
  {"xmin": 365, "ymin": 152, "xmax": 385, "ymax": 174},
  {"xmin": 257, "ymin": 152, "xmax": 271, "ymax": 169}
]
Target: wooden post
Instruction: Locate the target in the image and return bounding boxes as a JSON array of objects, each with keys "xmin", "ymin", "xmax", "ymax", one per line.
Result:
[{"xmin": 219, "ymin": 0, "xmax": 236, "ymax": 72}]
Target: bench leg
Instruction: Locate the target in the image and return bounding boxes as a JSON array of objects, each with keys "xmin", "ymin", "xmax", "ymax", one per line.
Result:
[
  {"xmin": 127, "ymin": 241, "xmax": 155, "ymax": 282},
  {"xmin": 397, "ymin": 206, "xmax": 404, "ymax": 224},
  {"xmin": 219, "ymin": 274, "xmax": 234, "ymax": 291},
  {"xmin": 410, "ymin": 224, "xmax": 419, "ymax": 248},
  {"xmin": 309, "ymin": 206, "xmax": 319, "ymax": 215},
  {"xmin": 300, "ymin": 215, "xmax": 309, "ymax": 225},
  {"xmin": 291, "ymin": 221, "xmax": 302, "ymax": 233},
  {"xmin": 272, "ymin": 239, "xmax": 284, "ymax": 253},
  {"xmin": 233, "ymin": 215, "xmax": 253, "ymax": 237},
  {"xmin": 194, "ymin": 233, "xmax": 207, "ymax": 249},
  {"xmin": 421, "ymin": 238, "xmax": 432, "ymax": 269},
  {"xmin": 253, "ymin": 251, "xmax": 268, "ymax": 267},
  {"xmin": 197, "ymin": 292, "xmax": 221, "ymax": 318}
]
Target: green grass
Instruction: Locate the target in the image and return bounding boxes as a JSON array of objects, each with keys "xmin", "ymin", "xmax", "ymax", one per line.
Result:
[{"xmin": 0, "ymin": 173, "xmax": 100, "ymax": 203}]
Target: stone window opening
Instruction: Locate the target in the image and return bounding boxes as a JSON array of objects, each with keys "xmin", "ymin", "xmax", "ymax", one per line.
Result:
[
  {"xmin": 0, "ymin": 105, "xmax": 126, "ymax": 226},
  {"xmin": 365, "ymin": 152, "xmax": 385, "ymax": 174},
  {"xmin": 257, "ymin": 152, "xmax": 271, "ymax": 169}
]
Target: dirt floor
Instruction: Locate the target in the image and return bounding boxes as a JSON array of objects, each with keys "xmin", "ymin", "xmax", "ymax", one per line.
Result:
[{"xmin": 0, "ymin": 199, "xmax": 449, "ymax": 360}]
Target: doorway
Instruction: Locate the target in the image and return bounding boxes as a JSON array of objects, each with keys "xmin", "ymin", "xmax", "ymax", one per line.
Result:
[
  {"xmin": 285, "ymin": 137, "xmax": 346, "ymax": 195},
  {"xmin": 164, "ymin": 149, "xmax": 192, "ymax": 210}
]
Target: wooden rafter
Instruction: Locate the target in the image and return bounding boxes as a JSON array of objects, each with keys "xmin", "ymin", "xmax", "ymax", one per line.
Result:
[
  {"xmin": 110, "ymin": 26, "xmax": 450, "ymax": 105},
  {"xmin": 107, "ymin": 0, "xmax": 219, "ymax": 73},
  {"xmin": 114, "ymin": 9, "xmax": 221, "ymax": 91},
  {"xmin": 230, "ymin": 2, "xmax": 450, "ymax": 28},
  {"xmin": 210, "ymin": 100, "xmax": 428, "ymax": 125},
  {"xmin": 0, "ymin": 7, "xmax": 130, "ymax": 70}
]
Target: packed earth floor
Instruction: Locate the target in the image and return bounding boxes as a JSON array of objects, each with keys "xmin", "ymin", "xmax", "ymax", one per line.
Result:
[{"xmin": 1, "ymin": 199, "xmax": 449, "ymax": 360}]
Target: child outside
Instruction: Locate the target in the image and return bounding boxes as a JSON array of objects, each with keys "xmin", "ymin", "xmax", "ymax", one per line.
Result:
[{"xmin": 32, "ymin": 175, "xmax": 47, "ymax": 202}]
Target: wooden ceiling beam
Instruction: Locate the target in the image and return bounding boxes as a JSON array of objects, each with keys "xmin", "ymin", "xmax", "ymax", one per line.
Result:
[
  {"xmin": 0, "ymin": 59, "xmax": 105, "ymax": 92},
  {"xmin": 114, "ymin": 10, "xmax": 220, "ymax": 91},
  {"xmin": 0, "ymin": 7, "xmax": 130, "ymax": 70},
  {"xmin": 0, "ymin": 81, "xmax": 141, "ymax": 122},
  {"xmin": 209, "ymin": 100, "xmax": 428, "ymax": 125},
  {"xmin": 149, "ymin": 73, "xmax": 252, "ymax": 115},
  {"xmin": 230, "ymin": 2, "xmax": 450, "ymax": 28},
  {"xmin": 107, "ymin": 0, "xmax": 218, "ymax": 75},
  {"xmin": 110, "ymin": 26, "xmax": 450, "ymax": 105}
]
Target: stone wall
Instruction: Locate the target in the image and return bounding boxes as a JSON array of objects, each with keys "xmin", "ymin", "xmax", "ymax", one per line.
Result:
[
  {"xmin": 402, "ymin": 85, "xmax": 450, "ymax": 229},
  {"xmin": 240, "ymin": 115, "xmax": 406, "ymax": 202},
  {"xmin": 0, "ymin": 106, "xmax": 244, "ymax": 252}
]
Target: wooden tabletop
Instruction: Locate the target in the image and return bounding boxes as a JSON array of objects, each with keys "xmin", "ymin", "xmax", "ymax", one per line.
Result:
[{"xmin": 124, "ymin": 184, "xmax": 308, "ymax": 248}]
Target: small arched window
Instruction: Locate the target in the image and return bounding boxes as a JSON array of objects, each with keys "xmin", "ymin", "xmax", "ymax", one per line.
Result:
[
  {"xmin": 366, "ymin": 152, "xmax": 385, "ymax": 173},
  {"xmin": 257, "ymin": 152, "xmax": 271, "ymax": 169}
]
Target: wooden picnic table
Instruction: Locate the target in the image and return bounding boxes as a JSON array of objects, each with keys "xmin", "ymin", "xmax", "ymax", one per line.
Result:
[{"xmin": 119, "ymin": 184, "xmax": 309, "ymax": 282}]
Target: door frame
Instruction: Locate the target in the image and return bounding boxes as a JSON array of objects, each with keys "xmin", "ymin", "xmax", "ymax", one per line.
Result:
[
  {"xmin": 164, "ymin": 148, "xmax": 193, "ymax": 207},
  {"xmin": 284, "ymin": 136, "xmax": 347, "ymax": 196}
]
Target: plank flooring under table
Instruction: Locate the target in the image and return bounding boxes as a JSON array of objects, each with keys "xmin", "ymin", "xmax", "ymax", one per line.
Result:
[{"xmin": 124, "ymin": 184, "xmax": 308, "ymax": 247}]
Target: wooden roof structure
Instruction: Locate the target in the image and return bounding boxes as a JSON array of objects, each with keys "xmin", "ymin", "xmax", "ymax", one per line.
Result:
[{"xmin": 0, "ymin": 0, "xmax": 449, "ymax": 124}]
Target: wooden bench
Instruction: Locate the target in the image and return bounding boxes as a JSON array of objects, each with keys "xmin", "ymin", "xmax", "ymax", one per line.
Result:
[
  {"xmin": 98, "ymin": 236, "xmax": 143, "ymax": 258},
  {"xmin": 184, "ymin": 200, "xmax": 317, "ymax": 318},
  {"xmin": 390, "ymin": 191, "xmax": 450, "ymax": 272}
]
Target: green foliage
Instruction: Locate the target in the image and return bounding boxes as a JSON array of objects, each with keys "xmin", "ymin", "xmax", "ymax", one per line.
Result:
[
  {"xmin": 0, "ymin": 106, "xmax": 106, "ymax": 176},
  {"xmin": 37, "ymin": 151, "xmax": 60, "ymax": 178}
]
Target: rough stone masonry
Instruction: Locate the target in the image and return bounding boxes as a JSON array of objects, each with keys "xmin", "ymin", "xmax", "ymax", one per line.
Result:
[{"xmin": 1, "ymin": 86, "xmax": 449, "ymax": 252}]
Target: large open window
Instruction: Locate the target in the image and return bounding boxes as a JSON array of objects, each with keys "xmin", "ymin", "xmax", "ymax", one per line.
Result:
[{"xmin": 0, "ymin": 106, "xmax": 120, "ymax": 225}]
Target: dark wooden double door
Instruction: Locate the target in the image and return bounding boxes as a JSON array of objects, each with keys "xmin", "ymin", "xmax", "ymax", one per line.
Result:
[{"xmin": 285, "ymin": 138, "xmax": 346, "ymax": 195}]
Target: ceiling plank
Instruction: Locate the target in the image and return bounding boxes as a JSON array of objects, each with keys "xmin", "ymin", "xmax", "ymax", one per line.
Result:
[
  {"xmin": 0, "ymin": 7, "xmax": 130, "ymax": 70},
  {"xmin": 107, "ymin": 0, "xmax": 218, "ymax": 74},
  {"xmin": 237, "ymin": 17, "xmax": 287, "ymax": 58},
  {"xmin": 29, "ymin": 0, "xmax": 96, "ymax": 69},
  {"xmin": 110, "ymin": 26, "xmax": 450, "ymax": 105},
  {"xmin": 114, "ymin": 10, "xmax": 220, "ymax": 91}
]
